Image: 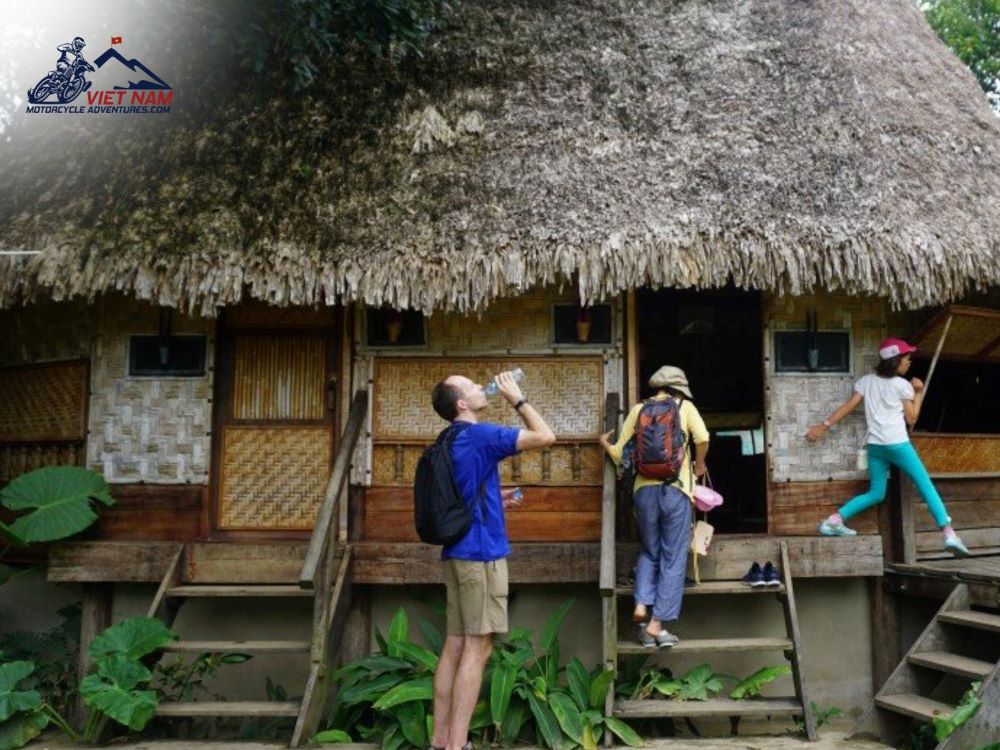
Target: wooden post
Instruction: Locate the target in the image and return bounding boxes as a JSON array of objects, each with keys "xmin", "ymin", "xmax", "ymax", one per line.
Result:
[
  {"xmin": 340, "ymin": 584, "xmax": 372, "ymax": 665},
  {"xmin": 77, "ymin": 584, "xmax": 112, "ymax": 728},
  {"xmin": 869, "ymin": 577, "xmax": 901, "ymax": 694},
  {"xmin": 625, "ymin": 292, "xmax": 639, "ymax": 406}
]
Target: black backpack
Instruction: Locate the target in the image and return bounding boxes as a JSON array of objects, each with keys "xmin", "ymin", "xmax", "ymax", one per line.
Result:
[{"xmin": 413, "ymin": 422, "xmax": 485, "ymax": 546}]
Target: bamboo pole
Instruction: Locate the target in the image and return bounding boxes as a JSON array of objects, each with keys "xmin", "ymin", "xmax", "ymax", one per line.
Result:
[{"xmin": 908, "ymin": 313, "xmax": 952, "ymax": 434}]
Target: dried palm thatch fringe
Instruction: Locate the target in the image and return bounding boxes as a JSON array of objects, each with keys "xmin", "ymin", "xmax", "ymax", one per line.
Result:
[{"xmin": 1, "ymin": 0, "xmax": 999, "ymax": 315}]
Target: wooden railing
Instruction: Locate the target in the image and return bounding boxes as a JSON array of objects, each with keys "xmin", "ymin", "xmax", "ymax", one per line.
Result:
[
  {"xmin": 599, "ymin": 393, "xmax": 619, "ymax": 733},
  {"xmin": 291, "ymin": 389, "xmax": 368, "ymax": 747},
  {"xmin": 599, "ymin": 393, "xmax": 620, "ymax": 594},
  {"xmin": 299, "ymin": 389, "xmax": 368, "ymax": 589}
]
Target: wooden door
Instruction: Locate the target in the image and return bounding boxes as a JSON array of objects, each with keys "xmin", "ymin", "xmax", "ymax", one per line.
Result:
[{"xmin": 212, "ymin": 317, "xmax": 339, "ymax": 534}]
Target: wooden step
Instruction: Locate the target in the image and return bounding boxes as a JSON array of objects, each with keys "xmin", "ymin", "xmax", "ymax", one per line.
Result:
[
  {"xmin": 875, "ymin": 694, "xmax": 955, "ymax": 722},
  {"xmin": 938, "ymin": 609, "xmax": 1000, "ymax": 634},
  {"xmin": 615, "ymin": 697, "xmax": 802, "ymax": 718},
  {"xmin": 615, "ymin": 581, "xmax": 785, "ymax": 596},
  {"xmin": 161, "ymin": 640, "xmax": 311, "ymax": 654},
  {"xmin": 165, "ymin": 585, "xmax": 313, "ymax": 598},
  {"xmin": 908, "ymin": 651, "xmax": 994, "ymax": 679},
  {"xmin": 155, "ymin": 701, "xmax": 300, "ymax": 717},
  {"xmin": 617, "ymin": 637, "xmax": 793, "ymax": 655}
]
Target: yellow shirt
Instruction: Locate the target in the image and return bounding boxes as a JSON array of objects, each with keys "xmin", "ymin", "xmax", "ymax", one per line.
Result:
[{"xmin": 606, "ymin": 395, "xmax": 710, "ymax": 499}]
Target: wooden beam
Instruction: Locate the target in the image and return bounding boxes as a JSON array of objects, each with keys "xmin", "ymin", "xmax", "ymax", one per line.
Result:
[
  {"xmin": 76, "ymin": 584, "xmax": 112, "ymax": 728},
  {"xmin": 625, "ymin": 291, "xmax": 638, "ymax": 406},
  {"xmin": 869, "ymin": 577, "xmax": 901, "ymax": 695},
  {"xmin": 599, "ymin": 393, "xmax": 619, "ymax": 594},
  {"xmin": 49, "ymin": 535, "xmax": 885, "ymax": 584}
]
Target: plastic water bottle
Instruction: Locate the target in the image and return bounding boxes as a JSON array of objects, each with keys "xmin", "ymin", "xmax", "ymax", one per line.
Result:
[{"xmin": 483, "ymin": 368, "xmax": 525, "ymax": 397}]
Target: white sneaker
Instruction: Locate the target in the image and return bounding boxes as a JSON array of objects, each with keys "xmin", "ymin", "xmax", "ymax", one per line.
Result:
[{"xmin": 818, "ymin": 519, "xmax": 857, "ymax": 537}]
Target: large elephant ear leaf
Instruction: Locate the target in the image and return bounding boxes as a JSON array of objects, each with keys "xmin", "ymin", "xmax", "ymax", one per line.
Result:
[
  {"xmin": 0, "ymin": 709, "xmax": 49, "ymax": 750},
  {"xmin": 1, "ymin": 467, "xmax": 115, "ymax": 544},
  {"xmin": 0, "ymin": 661, "xmax": 41, "ymax": 723},
  {"xmin": 89, "ymin": 617, "xmax": 177, "ymax": 662},
  {"xmin": 80, "ymin": 656, "xmax": 158, "ymax": 731},
  {"xmin": 0, "ymin": 521, "xmax": 23, "ymax": 547}
]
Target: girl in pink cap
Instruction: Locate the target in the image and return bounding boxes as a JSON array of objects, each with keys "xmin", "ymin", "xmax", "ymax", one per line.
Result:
[{"xmin": 806, "ymin": 338, "xmax": 969, "ymax": 557}]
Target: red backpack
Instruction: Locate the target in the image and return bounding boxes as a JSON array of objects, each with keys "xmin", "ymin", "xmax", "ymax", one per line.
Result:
[{"xmin": 634, "ymin": 398, "xmax": 687, "ymax": 481}]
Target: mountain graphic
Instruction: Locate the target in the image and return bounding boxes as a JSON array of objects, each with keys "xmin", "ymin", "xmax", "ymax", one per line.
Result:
[{"xmin": 93, "ymin": 48, "xmax": 170, "ymax": 90}]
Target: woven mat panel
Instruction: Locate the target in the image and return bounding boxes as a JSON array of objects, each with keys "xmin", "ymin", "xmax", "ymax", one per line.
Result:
[
  {"xmin": 373, "ymin": 358, "xmax": 603, "ymax": 439},
  {"xmin": 915, "ymin": 313, "xmax": 1000, "ymax": 361},
  {"xmin": 371, "ymin": 442, "xmax": 602, "ymax": 486},
  {"xmin": 218, "ymin": 426, "xmax": 331, "ymax": 529},
  {"xmin": 912, "ymin": 435, "xmax": 1000, "ymax": 474},
  {"xmin": 422, "ymin": 286, "xmax": 578, "ymax": 351},
  {"xmin": 232, "ymin": 336, "xmax": 326, "ymax": 420},
  {"xmin": 0, "ymin": 443, "xmax": 84, "ymax": 485},
  {"xmin": 0, "ymin": 361, "xmax": 87, "ymax": 441}
]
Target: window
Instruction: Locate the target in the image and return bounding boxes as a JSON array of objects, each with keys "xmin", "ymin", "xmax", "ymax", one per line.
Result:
[
  {"xmin": 365, "ymin": 308, "xmax": 426, "ymax": 347},
  {"xmin": 774, "ymin": 330, "xmax": 850, "ymax": 373},
  {"xmin": 552, "ymin": 304, "xmax": 612, "ymax": 345},
  {"xmin": 128, "ymin": 335, "xmax": 207, "ymax": 377}
]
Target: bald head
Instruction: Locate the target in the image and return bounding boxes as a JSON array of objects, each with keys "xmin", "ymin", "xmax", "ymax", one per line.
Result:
[{"xmin": 432, "ymin": 375, "xmax": 482, "ymax": 422}]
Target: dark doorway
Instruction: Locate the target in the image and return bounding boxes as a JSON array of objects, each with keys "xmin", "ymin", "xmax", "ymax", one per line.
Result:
[{"xmin": 636, "ymin": 288, "xmax": 766, "ymax": 533}]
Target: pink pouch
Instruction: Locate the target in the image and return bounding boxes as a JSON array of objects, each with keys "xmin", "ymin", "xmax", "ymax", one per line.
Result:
[{"xmin": 692, "ymin": 472, "xmax": 724, "ymax": 512}]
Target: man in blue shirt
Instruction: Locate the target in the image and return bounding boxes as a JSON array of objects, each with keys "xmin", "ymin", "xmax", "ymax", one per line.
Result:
[{"xmin": 429, "ymin": 370, "xmax": 555, "ymax": 750}]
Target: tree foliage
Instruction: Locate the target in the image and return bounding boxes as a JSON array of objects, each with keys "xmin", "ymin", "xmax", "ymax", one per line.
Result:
[{"xmin": 923, "ymin": 0, "xmax": 1000, "ymax": 112}]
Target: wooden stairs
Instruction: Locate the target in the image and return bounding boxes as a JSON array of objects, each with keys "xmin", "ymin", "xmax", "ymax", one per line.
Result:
[
  {"xmin": 146, "ymin": 391, "xmax": 368, "ymax": 747},
  {"xmin": 598, "ymin": 394, "xmax": 817, "ymax": 739},
  {"xmin": 851, "ymin": 582, "xmax": 1000, "ymax": 749}
]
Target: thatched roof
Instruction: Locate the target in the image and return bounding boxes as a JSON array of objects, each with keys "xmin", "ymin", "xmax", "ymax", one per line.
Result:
[{"xmin": 2, "ymin": 0, "xmax": 999, "ymax": 315}]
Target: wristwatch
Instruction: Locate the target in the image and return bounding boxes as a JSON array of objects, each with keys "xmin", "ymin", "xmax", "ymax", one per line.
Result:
[{"xmin": 513, "ymin": 398, "xmax": 528, "ymax": 411}]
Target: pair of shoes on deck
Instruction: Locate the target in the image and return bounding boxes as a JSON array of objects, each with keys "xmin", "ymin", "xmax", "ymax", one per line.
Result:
[
  {"xmin": 638, "ymin": 624, "xmax": 679, "ymax": 648},
  {"xmin": 741, "ymin": 561, "xmax": 781, "ymax": 588}
]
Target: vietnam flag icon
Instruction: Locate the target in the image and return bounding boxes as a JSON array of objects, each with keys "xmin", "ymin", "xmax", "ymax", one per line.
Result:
[{"xmin": 111, "ymin": 36, "xmax": 123, "ymax": 45}]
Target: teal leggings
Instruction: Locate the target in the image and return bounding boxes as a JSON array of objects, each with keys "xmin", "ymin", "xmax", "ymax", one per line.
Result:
[{"xmin": 839, "ymin": 442, "xmax": 951, "ymax": 528}]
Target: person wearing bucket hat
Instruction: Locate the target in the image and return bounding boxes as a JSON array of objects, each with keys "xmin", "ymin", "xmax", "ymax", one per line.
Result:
[
  {"xmin": 806, "ymin": 338, "xmax": 970, "ymax": 557},
  {"xmin": 599, "ymin": 365, "xmax": 710, "ymax": 647}
]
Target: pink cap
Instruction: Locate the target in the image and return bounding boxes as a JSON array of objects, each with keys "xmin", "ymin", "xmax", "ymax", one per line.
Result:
[{"xmin": 878, "ymin": 337, "xmax": 917, "ymax": 360}]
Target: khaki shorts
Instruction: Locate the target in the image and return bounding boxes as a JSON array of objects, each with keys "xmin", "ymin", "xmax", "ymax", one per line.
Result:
[{"xmin": 442, "ymin": 557, "xmax": 509, "ymax": 636}]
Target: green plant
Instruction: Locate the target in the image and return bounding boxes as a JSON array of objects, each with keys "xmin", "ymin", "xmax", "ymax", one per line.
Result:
[
  {"xmin": 730, "ymin": 665, "xmax": 791, "ymax": 699},
  {"xmin": 78, "ymin": 617, "xmax": 177, "ymax": 741},
  {"xmin": 0, "ymin": 605, "xmax": 80, "ymax": 719},
  {"xmin": 932, "ymin": 680, "xmax": 981, "ymax": 741},
  {"xmin": 0, "ymin": 466, "xmax": 114, "ymax": 546},
  {"xmin": 793, "ymin": 701, "xmax": 843, "ymax": 735},
  {"xmin": 320, "ymin": 600, "xmax": 644, "ymax": 750},
  {"xmin": 651, "ymin": 663, "xmax": 726, "ymax": 702},
  {"xmin": 0, "ymin": 660, "xmax": 80, "ymax": 750},
  {"xmin": 154, "ymin": 651, "xmax": 252, "ymax": 703}
]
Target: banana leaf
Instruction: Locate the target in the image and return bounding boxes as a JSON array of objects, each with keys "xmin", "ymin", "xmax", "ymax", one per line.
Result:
[
  {"xmin": 527, "ymin": 692, "xmax": 562, "ymax": 750},
  {"xmin": 548, "ymin": 691, "xmax": 584, "ymax": 745},
  {"xmin": 372, "ymin": 677, "xmax": 433, "ymax": 710},
  {"xmin": 490, "ymin": 662, "xmax": 517, "ymax": 728},
  {"xmin": 565, "ymin": 658, "xmax": 591, "ymax": 710},
  {"xmin": 604, "ymin": 717, "xmax": 644, "ymax": 748}
]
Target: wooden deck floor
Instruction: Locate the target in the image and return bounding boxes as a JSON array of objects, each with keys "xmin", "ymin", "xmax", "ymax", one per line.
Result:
[{"xmin": 891, "ymin": 554, "xmax": 1000, "ymax": 584}]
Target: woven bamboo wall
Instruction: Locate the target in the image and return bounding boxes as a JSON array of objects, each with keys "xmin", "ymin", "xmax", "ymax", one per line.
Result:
[
  {"xmin": 87, "ymin": 297, "xmax": 215, "ymax": 484},
  {"xmin": 765, "ymin": 293, "xmax": 885, "ymax": 482}
]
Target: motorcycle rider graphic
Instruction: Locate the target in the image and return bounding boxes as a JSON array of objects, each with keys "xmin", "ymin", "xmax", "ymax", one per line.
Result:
[{"xmin": 28, "ymin": 36, "xmax": 95, "ymax": 104}]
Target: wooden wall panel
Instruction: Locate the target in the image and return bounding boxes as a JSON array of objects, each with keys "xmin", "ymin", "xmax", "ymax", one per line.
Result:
[
  {"xmin": 86, "ymin": 484, "xmax": 205, "ymax": 541},
  {"xmin": 363, "ymin": 486, "xmax": 602, "ymax": 543},
  {"xmin": 911, "ymin": 435, "xmax": 1000, "ymax": 474},
  {"xmin": 906, "ymin": 476, "xmax": 1000, "ymax": 559},
  {"xmin": 768, "ymin": 480, "xmax": 877, "ymax": 535}
]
